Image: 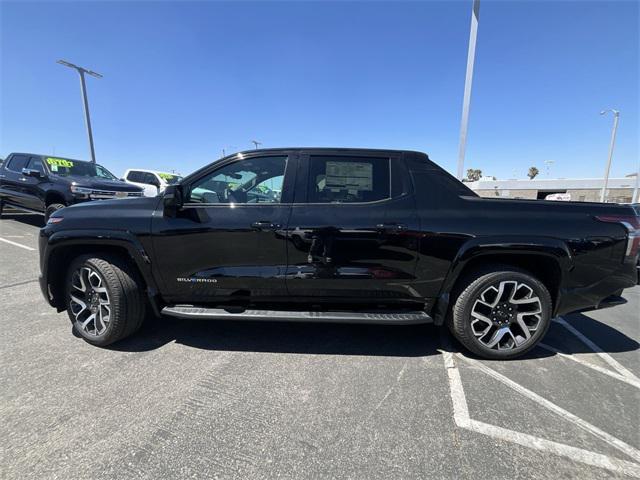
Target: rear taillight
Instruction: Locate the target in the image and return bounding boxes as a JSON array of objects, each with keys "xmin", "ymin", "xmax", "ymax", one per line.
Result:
[{"xmin": 596, "ymin": 215, "xmax": 640, "ymax": 258}]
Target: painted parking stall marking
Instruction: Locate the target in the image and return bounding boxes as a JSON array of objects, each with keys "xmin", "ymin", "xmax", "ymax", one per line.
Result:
[
  {"xmin": 553, "ymin": 316, "xmax": 640, "ymax": 383},
  {"xmin": 538, "ymin": 342, "xmax": 640, "ymax": 389},
  {"xmin": 0, "ymin": 237, "xmax": 36, "ymax": 251},
  {"xmin": 440, "ymin": 318, "xmax": 640, "ymax": 478}
]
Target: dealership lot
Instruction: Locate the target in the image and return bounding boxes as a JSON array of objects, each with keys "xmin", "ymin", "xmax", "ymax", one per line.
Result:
[{"xmin": 1, "ymin": 212, "xmax": 639, "ymax": 479}]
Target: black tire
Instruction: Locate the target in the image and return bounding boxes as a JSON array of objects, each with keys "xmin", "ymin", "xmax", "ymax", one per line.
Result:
[
  {"xmin": 45, "ymin": 203, "xmax": 66, "ymax": 222},
  {"xmin": 65, "ymin": 254, "xmax": 146, "ymax": 347},
  {"xmin": 448, "ymin": 266, "xmax": 552, "ymax": 360}
]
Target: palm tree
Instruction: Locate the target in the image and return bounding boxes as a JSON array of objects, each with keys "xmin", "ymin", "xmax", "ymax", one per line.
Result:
[
  {"xmin": 528, "ymin": 167, "xmax": 539, "ymax": 180},
  {"xmin": 465, "ymin": 168, "xmax": 482, "ymax": 182}
]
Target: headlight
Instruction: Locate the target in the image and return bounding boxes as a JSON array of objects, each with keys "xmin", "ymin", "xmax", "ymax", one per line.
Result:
[{"xmin": 70, "ymin": 185, "xmax": 93, "ymax": 194}]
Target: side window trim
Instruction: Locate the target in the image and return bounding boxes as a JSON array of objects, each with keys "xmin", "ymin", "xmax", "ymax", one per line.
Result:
[{"xmin": 182, "ymin": 154, "xmax": 295, "ymax": 207}]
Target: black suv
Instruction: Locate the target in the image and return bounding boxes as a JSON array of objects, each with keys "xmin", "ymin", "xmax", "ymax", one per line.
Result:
[
  {"xmin": 38, "ymin": 148, "xmax": 639, "ymax": 359},
  {"xmin": 0, "ymin": 153, "xmax": 143, "ymax": 221}
]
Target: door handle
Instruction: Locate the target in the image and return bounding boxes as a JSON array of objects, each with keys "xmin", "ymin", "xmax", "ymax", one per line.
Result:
[
  {"xmin": 251, "ymin": 221, "xmax": 281, "ymax": 230},
  {"xmin": 376, "ymin": 223, "xmax": 408, "ymax": 233}
]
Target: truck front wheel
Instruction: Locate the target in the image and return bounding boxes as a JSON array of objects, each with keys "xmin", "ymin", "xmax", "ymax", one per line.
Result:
[
  {"xmin": 449, "ymin": 267, "xmax": 552, "ymax": 360},
  {"xmin": 45, "ymin": 203, "xmax": 65, "ymax": 222},
  {"xmin": 65, "ymin": 255, "xmax": 146, "ymax": 347}
]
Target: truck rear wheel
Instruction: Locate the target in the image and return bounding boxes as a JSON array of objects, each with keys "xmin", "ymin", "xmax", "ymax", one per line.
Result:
[
  {"xmin": 65, "ymin": 254, "xmax": 146, "ymax": 347},
  {"xmin": 449, "ymin": 267, "xmax": 552, "ymax": 359}
]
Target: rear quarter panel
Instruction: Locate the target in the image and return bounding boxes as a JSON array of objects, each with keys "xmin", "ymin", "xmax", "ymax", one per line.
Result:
[{"xmin": 408, "ymin": 162, "xmax": 632, "ymax": 316}]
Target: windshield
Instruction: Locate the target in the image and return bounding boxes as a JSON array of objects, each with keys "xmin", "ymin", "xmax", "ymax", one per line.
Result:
[
  {"xmin": 158, "ymin": 172, "xmax": 183, "ymax": 185},
  {"xmin": 45, "ymin": 157, "xmax": 117, "ymax": 180}
]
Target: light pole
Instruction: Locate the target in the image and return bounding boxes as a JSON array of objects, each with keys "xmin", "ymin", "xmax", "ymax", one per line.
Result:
[
  {"xmin": 251, "ymin": 140, "xmax": 262, "ymax": 150},
  {"xmin": 599, "ymin": 109, "xmax": 620, "ymax": 203},
  {"xmin": 222, "ymin": 146, "xmax": 239, "ymax": 157},
  {"xmin": 57, "ymin": 60, "xmax": 102, "ymax": 163},
  {"xmin": 456, "ymin": 0, "xmax": 480, "ymax": 180}
]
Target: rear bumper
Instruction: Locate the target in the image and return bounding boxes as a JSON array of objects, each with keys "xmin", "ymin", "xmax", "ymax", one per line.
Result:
[
  {"xmin": 556, "ymin": 262, "xmax": 637, "ymax": 316},
  {"xmin": 569, "ymin": 294, "xmax": 627, "ymax": 314}
]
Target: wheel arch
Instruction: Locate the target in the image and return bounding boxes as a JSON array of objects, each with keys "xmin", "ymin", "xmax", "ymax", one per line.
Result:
[
  {"xmin": 44, "ymin": 191, "xmax": 67, "ymax": 207},
  {"xmin": 42, "ymin": 231, "xmax": 162, "ymax": 315},
  {"xmin": 432, "ymin": 236, "xmax": 572, "ymax": 325}
]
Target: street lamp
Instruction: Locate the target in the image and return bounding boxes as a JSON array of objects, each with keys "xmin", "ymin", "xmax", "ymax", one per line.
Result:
[
  {"xmin": 456, "ymin": 0, "xmax": 480, "ymax": 180},
  {"xmin": 221, "ymin": 145, "xmax": 239, "ymax": 157},
  {"xmin": 599, "ymin": 109, "xmax": 620, "ymax": 203},
  {"xmin": 57, "ymin": 60, "xmax": 103, "ymax": 163},
  {"xmin": 251, "ymin": 140, "xmax": 262, "ymax": 150}
]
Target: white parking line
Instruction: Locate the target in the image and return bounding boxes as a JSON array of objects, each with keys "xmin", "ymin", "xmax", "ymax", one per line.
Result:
[
  {"xmin": 0, "ymin": 237, "xmax": 35, "ymax": 251},
  {"xmin": 554, "ymin": 316, "xmax": 639, "ymax": 383},
  {"xmin": 440, "ymin": 351, "xmax": 640, "ymax": 477},
  {"xmin": 538, "ymin": 342, "xmax": 640, "ymax": 389},
  {"xmin": 457, "ymin": 353, "xmax": 640, "ymax": 463}
]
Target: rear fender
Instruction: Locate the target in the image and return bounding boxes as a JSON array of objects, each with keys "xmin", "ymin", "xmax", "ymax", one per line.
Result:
[{"xmin": 433, "ymin": 236, "xmax": 573, "ymax": 324}]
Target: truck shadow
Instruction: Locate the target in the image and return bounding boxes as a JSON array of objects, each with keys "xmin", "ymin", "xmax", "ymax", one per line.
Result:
[
  {"xmin": 109, "ymin": 311, "xmax": 639, "ymax": 359},
  {"xmin": 111, "ymin": 316, "xmax": 442, "ymax": 357},
  {"xmin": 0, "ymin": 212, "xmax": 45, "ymax": 228}
]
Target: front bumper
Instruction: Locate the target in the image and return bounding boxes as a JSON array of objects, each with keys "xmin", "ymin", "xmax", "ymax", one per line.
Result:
[
  {"xmin": 71, "ymin": 190, "xmax": 143, "ymax": 203},
  {"xmin": 38, "ymin": 273, "xmax": 53, "ymax": 305},
  {"xmin": 38, "ymin": 228, "xmax": 58, "ymax": 308}
]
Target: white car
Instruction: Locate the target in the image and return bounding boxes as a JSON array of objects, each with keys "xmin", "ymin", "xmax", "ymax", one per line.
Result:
[{"xmin": 122, "ymin": 169, "xmax": 183, "ymax": 197}]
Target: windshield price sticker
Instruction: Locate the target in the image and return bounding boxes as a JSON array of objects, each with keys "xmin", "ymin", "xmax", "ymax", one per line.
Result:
[
  {"xmin": 158, "ymin": 173, "xmax": 174, "ymax": 181},
  {"xmin": 46, "ymin": 157, "xmax": 74, "ymax": 168},
  {"xmin": 325, "ymin": 161, "xmax": 373, "ymax": 191}
]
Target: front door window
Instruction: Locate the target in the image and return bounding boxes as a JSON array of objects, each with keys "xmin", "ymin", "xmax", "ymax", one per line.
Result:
[{"xmin": 187, "ymin": 156, "xmax": 287, "ymax": 204}]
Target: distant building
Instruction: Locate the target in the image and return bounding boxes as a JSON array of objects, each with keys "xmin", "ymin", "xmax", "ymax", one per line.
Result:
[{"xmin": 465, "ymin": 176, "xmax": 638, "ymax": 203}]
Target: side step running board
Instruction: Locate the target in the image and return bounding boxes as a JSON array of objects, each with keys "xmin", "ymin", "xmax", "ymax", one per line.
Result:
[{"xmin": 161, "ymin": 306, "xmax": 432, "ymax": 325}]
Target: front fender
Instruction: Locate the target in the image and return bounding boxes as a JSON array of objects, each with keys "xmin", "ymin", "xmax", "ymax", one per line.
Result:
[
  {"xmin": 433, "ymin": 236, "xmax": 573, "ymax": 324},
  {"xmin": 40, "ymin": 229, "xmax": 161, "ymax": 313}
]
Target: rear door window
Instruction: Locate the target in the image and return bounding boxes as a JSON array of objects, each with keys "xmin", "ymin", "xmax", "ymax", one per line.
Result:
[
  {"xmin": 127, "ymin": 171, "xmax": 144, "ymax": 182},
  {"xmin": 307, "ymin": 155, "xmax": 390, "ymax": 203},
  {"xmin": 6, "ymin": 155, "xmax": 29, "ymax": 172}
]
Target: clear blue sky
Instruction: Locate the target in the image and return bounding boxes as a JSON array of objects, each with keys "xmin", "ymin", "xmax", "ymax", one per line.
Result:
[{"xmin": 1, "ymin": 0, "xmax": 638, "ymax": 179}]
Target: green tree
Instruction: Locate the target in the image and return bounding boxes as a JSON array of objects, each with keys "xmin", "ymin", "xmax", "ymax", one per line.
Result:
[
  {"xmin": 465, "ymin": 168, "xmax": 482, "ymax": 182},
  {"xmin": 528, "ymin": 166, "xmax": 539, "ymax": 180}
]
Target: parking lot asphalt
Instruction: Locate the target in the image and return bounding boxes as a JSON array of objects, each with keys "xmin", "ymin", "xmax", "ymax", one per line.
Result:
[{"xmin": 1, "ymin": 212, "xmax": 639, "ymax": 480}]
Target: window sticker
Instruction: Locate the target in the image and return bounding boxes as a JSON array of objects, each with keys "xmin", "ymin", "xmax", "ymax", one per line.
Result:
[
  {"xmin": 158, "ymin": 173, "xmax": 173, "ymax": 181},
  {"xmin": 46, "ymin": 157, "xmax": 74, "ymax": 168},
  {"xmin": 50, "ymin": 164, "xmax": 58, "ymax": 172},
  {"xmin": 325, "ymin": 161, "xmax": 373, "ymax": 191}
]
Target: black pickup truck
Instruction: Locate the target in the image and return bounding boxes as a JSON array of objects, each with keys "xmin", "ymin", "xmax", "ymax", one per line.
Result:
[
  {"xmin": 37, "ymin": 148, "xmax": 639, "ymax": 359},
  {"xmin": 0, "ymin": 153, "xmax": 143, "ymax": 221}
]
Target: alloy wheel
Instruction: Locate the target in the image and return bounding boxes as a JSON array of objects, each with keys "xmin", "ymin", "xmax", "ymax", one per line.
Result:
[
  {"xmin": 69, "ymin": 266, "xmax": 111, "ymax": 337},
  {"xmin": 470, "ymin": 280, "xmax": 543, "ymax": 351}
]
